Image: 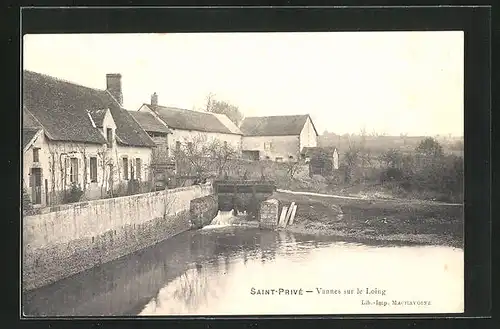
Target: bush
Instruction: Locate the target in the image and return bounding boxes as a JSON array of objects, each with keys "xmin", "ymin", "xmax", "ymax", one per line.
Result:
[
  {"xmin": 380, "ymin": 167, "xmax": 404, "ymax": 183},
  {"xmin": 64, "ymin": 183, "xmax": 84, "ymax": 204},
  {"xmin": 385, "ymin": 154, "xmax": 464, "ymax": 202}
]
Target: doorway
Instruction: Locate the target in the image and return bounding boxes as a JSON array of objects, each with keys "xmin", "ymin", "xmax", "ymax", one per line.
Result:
[{"xmin": 31, "ymin": 168, "xmax": 42, "ymax": 205}]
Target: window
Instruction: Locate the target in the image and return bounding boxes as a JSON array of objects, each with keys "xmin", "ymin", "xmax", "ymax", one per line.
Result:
[
  {"xmin": 70, "ymin": 157, "xmax": 78, "ymax": 183},
  {"xmin": 187, "ymin": 142, "xmax": 193, "ymax": 149},
  {"xmin": 264, "ymin": 142, "xmax": 272, "ymax": 150},
  {"xmin": 224, "ymin": 141, "xmax": 228, "ymax": 148},
  {"xmin": 106, "ymin": 128, "xmax": 113, "ymax": 148},
  {"xmin": 176, "ymin": 141, "xmax": 181, "ymax": 151},
  {"xmin": 33, "ymin": 148, "xmax": 40, "ymax": 162},
  {"xmin": 135, "ymin": 158, "xmax": 142, "ymax": 180},
  {"xmin": 122, "ymin": 157, "xmax": 129, "ymax": 180},
  {"xmin": 108, "ymin": 164, "xmax": 114, "ymax": 185},
  {"xmin": 90, "ymin": 157, "xmax": 98, "ymax": 183},
  {"xmin": 275, "ymin": 157, "xmax": 283, "ymax": 162}
]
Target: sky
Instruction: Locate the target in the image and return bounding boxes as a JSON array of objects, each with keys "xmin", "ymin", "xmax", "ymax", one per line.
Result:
[{"xmin": 23, "ymin": 32, "xmax": 464, "ymax": 136}]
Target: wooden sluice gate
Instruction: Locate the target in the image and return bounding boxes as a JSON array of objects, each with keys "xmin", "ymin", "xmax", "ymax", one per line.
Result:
[{"xmin": 213, "ymin": 180, "xmax": 276, "ymax": 219}]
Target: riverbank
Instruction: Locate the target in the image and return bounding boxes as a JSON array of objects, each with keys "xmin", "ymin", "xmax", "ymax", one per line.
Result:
[{"xmin": 273, "ymin": 190, "xmax": 463, "ymax": 249}]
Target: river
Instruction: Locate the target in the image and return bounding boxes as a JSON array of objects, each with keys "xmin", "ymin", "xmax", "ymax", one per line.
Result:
[{"xmin": 23, "ymin": 214, "xmax": 464, "ymax": 316}]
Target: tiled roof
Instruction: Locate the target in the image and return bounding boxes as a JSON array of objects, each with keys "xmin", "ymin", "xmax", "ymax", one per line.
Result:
[
  {"xmin": 88, "ymin": 108, "xmax": 107, "ymax": 127},
  {"xmin": 23, "ymin": 128, "xmax": 41, "ymax": 150},
  {"xmin": 129, "ymin": 111, "xmax": 171, "ymax": 135},
  {"xmin": 145, "ymin": 104, "xmax": 237, "ymax": 135},
  {"xmin": 301, "ymin": 146, "xmax": 337, "ymax": 156},
  {"xmin": 240, "ymin": 115, "xmax": 317, "ymax": 137},
  {"xmin": 23, "ymin": 70, "xmax": 155, "ymax": 148},
  {"xmin": 108, "ymin": 105, "xmax": 156, "ymax": 147},
  {"xmin": 23, "ymin": 108, "xmax": 42, "ymax": 129}
]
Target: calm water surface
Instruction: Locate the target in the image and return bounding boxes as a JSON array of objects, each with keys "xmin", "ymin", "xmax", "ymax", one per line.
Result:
[{"xmin": 23, "ymin": 223, "xmax": 463, "ymax": 316}]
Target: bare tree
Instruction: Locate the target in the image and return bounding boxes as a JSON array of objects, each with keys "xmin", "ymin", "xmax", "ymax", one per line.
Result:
[
  {"xmin": 343, "ymin": 140, "xmax": 361, "ymax": 183},
  {"xmin": 203, "ymin": 93, "xmax": 244, "ymax": 126},
  {"xmin": 285, "ymin": 160, "xmax": 302, "ymax": 180},
  {"xmin": 206, "ymin": 139, "xmax": 238, "ymax": 177},
  {"xmin": 400, "ymin": 132, "xmax": 408, "ymax": 146},
  {"xmin": 173, "ymin": 134, "xmax": 239, "ymax": 183}
]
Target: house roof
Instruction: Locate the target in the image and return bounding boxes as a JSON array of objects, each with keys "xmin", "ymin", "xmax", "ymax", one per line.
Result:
[
  {"xmin": 301, "ymin": 146, "xmax": 337, "ymax": 156},
  {"xmin": 23, "ymin": 108, "xmax": 42, "ymax": 129},
  {"xmin": 23, "ymin": 128, "xmax": 42, "ymax": 151},
  {"xmin": 109, "ymin": 105, "xmax": 156, "ymax": 147},
  {"xmin": 239, "ymin": 114, "xmax": 318, "ymax": 137},
  {"xmin": 23, "ymin": 70, "xmax": 155, "ymax": 148},
  {"xmin": 144, "ymin": 104, "xmax": 239, "ymax": 135},
  {"xmin": 88, "ymin": 108, "xmax": 107, "ymax": 127},
  {"xmin": 211, "ymin": 113, "xmax": 243, "ymax": 135},
  {"xmin": 129, "ymin": 111, "xmax": 171, "ymax": 135}
]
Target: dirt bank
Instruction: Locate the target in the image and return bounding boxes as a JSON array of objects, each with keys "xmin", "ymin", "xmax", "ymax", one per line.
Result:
[{"xmin": 273, "ymin": 191, "xmax": 463, "ymax": 249}]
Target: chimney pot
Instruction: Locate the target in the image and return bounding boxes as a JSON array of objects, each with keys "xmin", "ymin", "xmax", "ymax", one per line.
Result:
[
  {"xmin": 151, "ymin": 92, "xmax": 158, "ymax": 106},
  {"xmin": 106, "ymin": 73, "xmax": 123, "ymax": 106}
]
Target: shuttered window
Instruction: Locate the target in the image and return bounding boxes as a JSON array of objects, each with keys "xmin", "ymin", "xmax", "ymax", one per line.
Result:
[
  {"xmin": 70, "ymin": 158, "xmax": 78, "ymax": 184},
  {"xmin": 122, "ymin": 157, "xmax": 129, "ymax": 180},
  {"xmin": 135, "ymin": 158, "xmax": 142, "ymax": 180},
  {"xmin": 90, "ymin": 157, "xmax": 98, "ymax": 183}
]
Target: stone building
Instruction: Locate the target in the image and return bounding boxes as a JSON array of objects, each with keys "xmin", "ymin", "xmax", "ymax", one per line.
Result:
[
  {"xmin": 240, "ymin": 114, "xmax": 319, "ymax": 162},
  {"xmin": 22, "ymin": 71, "xmax": 156, "ymax": 207},
  {"xmin": 135, "ymin": 93, "xmax": 243, "ymax": 158}
]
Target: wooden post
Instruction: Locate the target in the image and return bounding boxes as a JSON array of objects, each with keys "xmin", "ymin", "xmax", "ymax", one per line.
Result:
[
  {"xmin": 288, "ymin": 204, "xmax": 298, "ymax": 225},
  {"xmin": 278, "ymin": 206, "xmax": 288, "ymax": 228},
  {"xmin": 285, "ymin": 202, "xmax": 295, "ymax": 225}
]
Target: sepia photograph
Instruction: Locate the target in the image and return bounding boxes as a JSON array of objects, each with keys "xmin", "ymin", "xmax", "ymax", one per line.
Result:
[{"xmin": 21, "ymin": 31, "xmax": 464, "ymax": 317}]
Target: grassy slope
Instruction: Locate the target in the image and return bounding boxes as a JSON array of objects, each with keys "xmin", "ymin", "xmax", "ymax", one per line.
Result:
[{"xmin": 273, "ymin": 191, "xmax": 463, "ymax": 249}]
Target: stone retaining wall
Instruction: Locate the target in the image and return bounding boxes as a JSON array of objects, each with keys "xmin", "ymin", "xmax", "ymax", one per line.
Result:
[{"xmin": 23, "ymin": 184, "xmax": 214, "ymax": 292}]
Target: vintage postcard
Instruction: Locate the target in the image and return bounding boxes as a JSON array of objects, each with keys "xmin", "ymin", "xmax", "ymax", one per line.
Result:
[{"xmin": 22, "ymin": 31, "xmax": 464, "ymax": 316}]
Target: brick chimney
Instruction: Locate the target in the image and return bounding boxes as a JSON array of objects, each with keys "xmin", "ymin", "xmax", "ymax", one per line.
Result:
[
  {"xmin": 106, "ymin": 73, "xmax": 123, "ymax": 106},
  {"xmin": 151, "ymin": 92, "xmax": 158, "ymax": 106}
]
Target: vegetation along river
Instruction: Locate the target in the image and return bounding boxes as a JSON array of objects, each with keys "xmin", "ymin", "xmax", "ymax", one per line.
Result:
[{"xmin": 23, "ymin": 219, "xmax": 463, "ymax": 316}]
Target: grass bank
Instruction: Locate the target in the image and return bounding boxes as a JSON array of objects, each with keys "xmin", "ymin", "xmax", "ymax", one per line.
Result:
[{"xmin": 273, "ymin": 190, "xmax": 463, "ymax": 249}]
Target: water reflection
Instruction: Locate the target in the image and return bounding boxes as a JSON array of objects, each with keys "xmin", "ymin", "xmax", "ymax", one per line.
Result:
[{"xmin": 23, "ymin": 227, "xmax": 463, "ymax": 316}]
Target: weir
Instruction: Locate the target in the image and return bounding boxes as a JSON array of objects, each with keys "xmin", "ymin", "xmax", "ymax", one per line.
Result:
[
  {"xmin": 213, "ymin": 180, "xmax": 276, "ymax": 219},
  {"xmin": 203, "ymin": 209, "xmax": 260, "ymax": 229}
]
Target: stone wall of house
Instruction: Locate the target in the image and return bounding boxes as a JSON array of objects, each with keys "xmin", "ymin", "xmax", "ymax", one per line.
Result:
[
  {"xmin": 242, "ymin": 135, "xmax": 300, "ymax": 162},
  {"xmin": 22, "ymin": 184, "xmax": 214, "ymax": 292}
]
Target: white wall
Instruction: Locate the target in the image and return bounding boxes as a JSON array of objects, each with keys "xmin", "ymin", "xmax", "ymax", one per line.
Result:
[
  {"xmin": 24, "ymin": 184, "xmax": 213, "ymax": 249},
  {"xmin": 101, "ymin": 109, "xmax": 117, "ymax": 148},
  {"xmin": 242, "ymin": 135, "xmax": 300, "ymax": 162},
  {"xmin": 168, "ymin": 129, "xmax": 242, "ymax": 157},
  {"xmin": 299, "ymin": 116, "xmax": 318, "ymax": 152},
  {"xmin": 114, "ymin": 145, "xmax": 153, "ymax": 183},
  {"xmin": 41, "ymin": 140, "xmax": 108, "ymax": 204},
  {"xmin": 23, "ymin": 131, "xmax": 51, "ymax": 207},
  {"xmin": 23, "ymin": 132, "xmax": 153, "ymax": 206}
]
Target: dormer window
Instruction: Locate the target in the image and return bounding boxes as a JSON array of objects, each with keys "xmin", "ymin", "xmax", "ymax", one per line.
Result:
[{"xmin": 106, "ymin": 128, "xmax": 113, "ymax": 148}]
